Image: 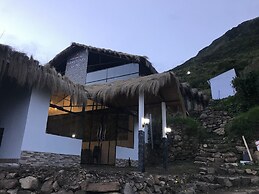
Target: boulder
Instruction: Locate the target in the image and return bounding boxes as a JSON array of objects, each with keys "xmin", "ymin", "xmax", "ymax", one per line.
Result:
[
  {"xmin": 41, "ymin": 180, "xmax": 53, "ymax": 193},
  {"xmin": 254, "ymin": 151, "xmax": 259, "ymax": 162},
  {"xmin": 123, "ymin": 183, "xmax": 134, "ymax": 194},
  {"xmin": 86, "ymin": 182, "xmax": 120, "ymax": 193},
  {"xmin": 19, "ymin": 176, "xmax": 39, "ymax": 190},
  {"xmin": 213, "ymin": 128, "xmax": 225, "ymax": 136},
  {"xmin": 0, "ymin": 179, "xmax": 18, "ymax": 189}
]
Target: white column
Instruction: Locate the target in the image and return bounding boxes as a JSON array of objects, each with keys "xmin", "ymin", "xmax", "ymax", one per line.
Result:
[
  {"xmin": 139, "ymin": 91, "xmax": 144, "ymax": 131},
  {"xmin": 161, "ymin": 102, "xmax": 167, "ymax": 138}
]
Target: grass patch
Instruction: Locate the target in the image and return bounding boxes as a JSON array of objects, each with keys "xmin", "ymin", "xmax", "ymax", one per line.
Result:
[{"xmin": 226, "ymin": 106, "xmax": 259, "ymax": 140}]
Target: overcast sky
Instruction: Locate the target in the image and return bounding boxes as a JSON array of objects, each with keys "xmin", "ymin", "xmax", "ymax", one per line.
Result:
[{"xmin": 0, "ymin": 1, "xmax": 259, "ymax": 72}]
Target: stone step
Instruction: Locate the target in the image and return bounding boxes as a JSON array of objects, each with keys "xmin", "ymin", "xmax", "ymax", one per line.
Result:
[
  {"xmin": 199, "ymin": 147, "xmax": 236, "ymax": 154},
  {"xmin": 194, "ymin": 161, "xmax": 207, "ymax": 166},
  {"xmin": 195, "ymin": 181, "xmax": 222, "ymax": 192},
  {"xmin": 204, "ymin": 139, "xmax": 228, "ymax": 144},
  {"xmin": 200, "ymin": 143, "xmax": 231, "ymax": 149},
  {"xmin": 196, "ymin": 175, "xmax": 259, "ymax": 188}
]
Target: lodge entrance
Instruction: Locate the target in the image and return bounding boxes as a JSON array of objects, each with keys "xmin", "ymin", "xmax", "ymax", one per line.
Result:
[
  {"xmin": 81, "ymin": 115, "xmax": 117, "ymax": 165},
  {"xmin": 81, "ymin": 109, "xmax": 134, "ymax": 165}
]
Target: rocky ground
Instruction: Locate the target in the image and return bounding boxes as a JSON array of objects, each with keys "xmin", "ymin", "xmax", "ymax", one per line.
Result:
[
  {"xmin": 0, "ymin": 164, "xmax": 198, "ymax": 194},
  {"xmin": 1, "ymin": 163, "xmax": 259, "ymax": 194}
]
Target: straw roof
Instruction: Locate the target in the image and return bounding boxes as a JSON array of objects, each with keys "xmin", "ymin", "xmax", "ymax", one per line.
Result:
[
  {"xmin": 179, "ymin": 82, "xmax": 209, "ymax": 106},
  {"xmin": 48, "ymin": 42, "xmax": 157, "ymax": 74},
  {"xmin": 0, "ymin": 43, "xmax": 208, "ymax": 110},
  {"xmin": 0, "ymin": 44, "xmax": 89, "ymax": 103},
  {"xmin": 84, "ymin": 71, "xmax": 186, "ymax": 111}
]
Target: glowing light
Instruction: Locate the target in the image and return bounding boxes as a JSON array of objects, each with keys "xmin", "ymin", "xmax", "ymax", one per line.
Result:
[
  {"xmin": 141, "ymin": 117, "xmax": 150, "ymax": 127},
  {"xmin": 165, "ymin": 127, "xmax": 172, "ymax": 133},
  {"xmin": 72, "ymin": 134, "xmax": 76, "ymax": 138},
  {"xmin": 187, "ymin": 71, "xmax": 191, "ymax": 75}
]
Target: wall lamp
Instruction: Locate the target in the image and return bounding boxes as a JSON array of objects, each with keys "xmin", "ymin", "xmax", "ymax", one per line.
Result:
[
  {"xmin": 141, "ymin": 117, "xmax": 150, "ymax": 128},
  {"xmin": 165, "ymin": 127, "xmax": 172, "ymax": 133}
]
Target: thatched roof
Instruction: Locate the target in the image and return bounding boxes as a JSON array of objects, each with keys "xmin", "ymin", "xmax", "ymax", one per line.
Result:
[
  {"xmin": 0, "ymin": 44, "xmax": 89, "ymax": 103},
  {"xmin": 179, "ymin": 82, "xmax": 209, "ymax": 106},
  {"xmin": 84, "ymin": 71, "xmax": 186, "ymax": 111},
  {"xmin": 0, "ymin": 43, "xmax": 208, "ymax": 111},
  {"xmin": 48, "ymin": 42, "xmax": 157, "ymax": 74}
]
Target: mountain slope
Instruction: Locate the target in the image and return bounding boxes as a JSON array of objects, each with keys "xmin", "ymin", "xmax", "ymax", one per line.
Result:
[{"xmin": 172, "ymin": 17, "xmax": 259, "ymax": 91}]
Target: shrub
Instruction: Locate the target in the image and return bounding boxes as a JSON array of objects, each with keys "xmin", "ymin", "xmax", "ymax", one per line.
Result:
[
  {"xmin": 232, "ymin": 71, "xmax": 259, "ymax": 111},
  {"xmin": 226, "ymin": 106, "xmax": 259, "ymax": 140},
  {"xmin": 168, "ymin": 116, "xmax": 206, "ymax": 141},
  {"xmin": 209, "ymin": 96, "xmax": 242, "ymax": 116}
]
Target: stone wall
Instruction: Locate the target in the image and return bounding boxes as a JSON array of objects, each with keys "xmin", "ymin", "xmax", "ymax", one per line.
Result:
[
  {"xmin": 65, "ymin": 50, "xmax": 88, "ymax": 85},
  {"xmin": 197, "ymin": 105, "xmax": 233, "ymax": 135},
  {"xmin": 19, "ymin": 151, "xmax": 80, "ymax": 167},
  {"xmin": 167, "ymin": 125, "xmax": 199, "ymax": 162},
  {"xmin": 115, "ymin": 159, "xmax": 138, "ymax": 167}
]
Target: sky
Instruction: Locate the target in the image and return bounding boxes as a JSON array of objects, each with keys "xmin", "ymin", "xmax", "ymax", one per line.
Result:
[{"xmin": 0, "ymin": 1, "xmax": 259, "ymax": 73}]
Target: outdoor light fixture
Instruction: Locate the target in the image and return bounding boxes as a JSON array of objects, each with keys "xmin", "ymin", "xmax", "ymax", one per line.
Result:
[
  {"xmin": 187, "ymin": 71, "xmax": 191, "ymax": 75},
  {"xmin": 141, "ymin": 117, "xmax": 150, "ymax": 128},
  {"xmin": 72, "ymin": 134, "xmax": 76, "ymax": 138},
  {"xmin": 165, "ymin": 127, "xmax": 172, "ymax": 133}
]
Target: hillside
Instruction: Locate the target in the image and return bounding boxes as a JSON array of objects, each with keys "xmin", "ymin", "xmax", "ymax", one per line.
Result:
[{"xmin": 171, "ymin": 17, "xmax": 259, "ymax": 91}]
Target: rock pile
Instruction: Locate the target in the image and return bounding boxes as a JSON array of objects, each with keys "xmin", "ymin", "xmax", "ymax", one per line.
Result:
[{"xmin": 0, "ymin": 166, "xmax": 191, "ymax": 194}]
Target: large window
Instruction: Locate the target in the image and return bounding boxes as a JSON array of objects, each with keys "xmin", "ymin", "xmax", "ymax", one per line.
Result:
[{"xmin": 86, "ymin": 63, "xmax": 139, "ymax": 84}]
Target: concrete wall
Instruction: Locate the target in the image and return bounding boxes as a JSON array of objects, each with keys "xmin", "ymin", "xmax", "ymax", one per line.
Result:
[
  {"xmin": 116, "ymin": 122, "xmax": 139, "ymax": 160},
  {"xmin": 0, "ymin": 83, "xmax": 31, "ymax": 159},
  {"xmin": 209, "ymin": 69, "xmax": 236, "ymax": 100},
  {"xmin": 65, "ymin": 50, "xmax": 88, "ymax": 85},
  {"xmin": 116, "ymin": 121, "xmax": 149, "ymax": 161},
  {"xmin": 21, "ymin": 88, "xmax": 82, "ymax": 155}
]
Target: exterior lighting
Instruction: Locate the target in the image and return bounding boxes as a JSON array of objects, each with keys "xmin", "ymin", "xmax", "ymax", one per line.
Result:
[
  {"xmin": 141, "ymin": 117, "xmax": 150, "ymax": 128},
  {"xmin": 165, "ymin": 127, "xmax": 172, "ymax": 133},
  {"xmin": 72, "ymin": 134, "xmax": 76, "ymax": 138},
  {"xmin": 187, "ymin": 71, "xmax": 191, "ymax": 75},
  {"xmin": 54, "ymin": 108, "xmax": 57, "ymax": 110}
]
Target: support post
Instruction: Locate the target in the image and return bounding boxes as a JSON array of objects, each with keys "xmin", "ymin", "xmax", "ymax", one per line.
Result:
[
  {"xmin": 162, "ymin": 137, "xmax": 168, "ymax": 170},
  {"xmin": 161, "ymin": 102, "xmax": 167, "ymax": 138},
  {"xmin": 138, "ymin": 91, "xmax": 145, "ymax": 172},
  {"xmin": 161, "ymin": 102, "xmax": 168, "ymax": 169}
]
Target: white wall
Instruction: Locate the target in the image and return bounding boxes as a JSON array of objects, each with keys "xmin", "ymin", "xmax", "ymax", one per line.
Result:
[
  {"xmin": 0, "ymin": 83, "xmax": 31, "ymax": 159},
  {"xmin": 116, "ymin": 122, "xmax": 139, "ymax": 160},
  {"xmin": 209, "ymin": 69, "xmax": 236, "ymax": 99},
  {"xmin": 21, "ymin": 88, "xmax": 82, "ymax": 155},
  {"xmin": 115, "ymin": 121, "xmax": 149, "ymax": 161}
]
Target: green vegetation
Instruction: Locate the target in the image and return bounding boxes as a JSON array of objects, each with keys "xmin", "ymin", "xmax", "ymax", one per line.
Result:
[
  {"xmin": 168, "ymin": 115, "xmax": 206, "ymax": 141},
  {"xmin": 171, "ymin": 17, "xmax": 259, "ymax": 91},
  {"xmin": 226, "ymin": 106, "xmax": 259, "ymax": 140},
  {"xmin": 209, "ymin": 96, "xmax": 242, "ymax": 116},
  {"xmin": 232, "ymin": 71, "xmax": 259, "ymax": 111}
]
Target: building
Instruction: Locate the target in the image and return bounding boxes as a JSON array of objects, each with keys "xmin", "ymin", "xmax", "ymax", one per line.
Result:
[
  {"xmin": 208, "ymin": 69, "xmax": 236, "ymax": 100},
  {"xmin": 0, "ymin": 44, "xmax": 88, "ymax": 165},
  {"xmin": 0, "ymin": 43, "xmax": 208, "ymax": 167}
]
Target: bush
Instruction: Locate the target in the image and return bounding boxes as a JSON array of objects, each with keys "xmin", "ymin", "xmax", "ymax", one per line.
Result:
[
  {"xmin": 226, "ymin": 106, "xmax": 259, "ymax": 140},
  {"xmin": 209, "ymin": 96, "xmax": 242, "ymax": 116},
  {"xmin": 232, "ymin": 71, "xmax": 259, "ymax": 111},
  {"xmin": 168, "ymin": 116, "xmax": 206, "ymax": 141}
]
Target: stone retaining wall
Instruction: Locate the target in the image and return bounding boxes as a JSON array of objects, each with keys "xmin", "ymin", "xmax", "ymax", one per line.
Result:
[
  {"xmin": 20, "ymin": 151, "xmax": 80, "ymax": 167},
  {"xmin": 115, "ymin": 159, "xmax": 138, "ymax": 167}
]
